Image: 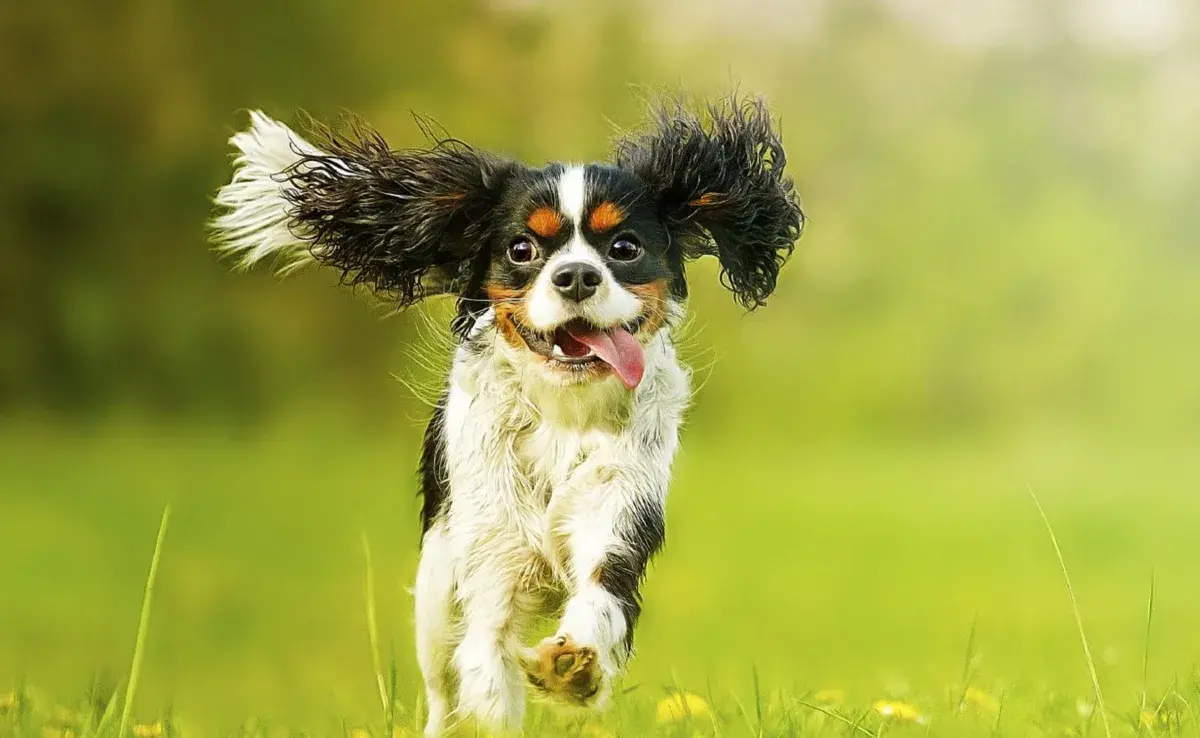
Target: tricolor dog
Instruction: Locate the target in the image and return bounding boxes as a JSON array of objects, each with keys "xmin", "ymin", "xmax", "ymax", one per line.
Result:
[{"xmin": 211, "ymin": 95, "xmax": 803, "ymax": 735}]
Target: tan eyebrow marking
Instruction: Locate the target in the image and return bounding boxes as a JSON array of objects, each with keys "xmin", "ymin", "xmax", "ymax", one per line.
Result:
[
  {"xmin": 526, "ymin": 207, "xmax": 563, "ymax": 238},
  {"xmin": 587, "ymin": 201, "xmax": 626, "ymax": 233}
]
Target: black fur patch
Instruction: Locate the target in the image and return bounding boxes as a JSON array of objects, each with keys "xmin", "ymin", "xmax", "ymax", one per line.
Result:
[
  {"xmin": 593, "ymin": 497, "xmax": 666, "ymax": 655},
  {"xmin": 418, "ymin": 394, "xmax": 450, "ymax": 535},
  {"xmin": 282, "ymin": 117, "xmax": 517, "ymax": 337},
  {"xmin": 484, "ymin": 163, "xmax": 679, "ymax": 300},
  {"xmin": 613, "ymin": 95, "xmax": 805, "ymax": 309},
  {"xmin": 274, "ymin": 95, "xmax": 801, "ymax": 336}
]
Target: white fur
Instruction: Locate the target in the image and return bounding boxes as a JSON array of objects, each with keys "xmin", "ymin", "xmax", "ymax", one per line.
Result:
[
  {"xmin": 525, "ymin": 168, "xmax": 643, "ymax": 330},
  {"xmin": 524, "ymin": 237, "xmax": 643, "ymax": 330},
  {"xmin": 557, "ymin": 165, "xmax": 587, "ymax": 224},
  {"xmin": 211, "ymin": 111, "xmax": 329, "ymax": 272},
  {"xmin": 413, "ymin": 524, "xmax": 458, "ymax": 735},
  {"xmin": 414, "ymin": 304, "xmax": 690, "ymax": 734}
]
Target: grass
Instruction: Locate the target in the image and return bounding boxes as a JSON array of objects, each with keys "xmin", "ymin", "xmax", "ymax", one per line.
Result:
[
  {"xmin": 4, "ymin": 422, "xmax": 1200, "ymax": 735},
  {"xmin": 1028, "ymin": 485, "xmax": 1111, "ymax": 738},
  {"xmin": 115, "ymin": 507, "xmax": 171, "ymax": 738},
  {"xmin": 6, "ymin": 674, "xmax": 1200, "ymax": 736}
]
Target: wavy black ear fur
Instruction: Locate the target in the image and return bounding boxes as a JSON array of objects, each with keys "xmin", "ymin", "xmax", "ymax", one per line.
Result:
[
  {"xmin": 614, "ymin": 96, "xmax": 804, "ymax": 308},
  {"xmin": 284, "ymin": 118, "xmax": 516, "ymax": 307}
]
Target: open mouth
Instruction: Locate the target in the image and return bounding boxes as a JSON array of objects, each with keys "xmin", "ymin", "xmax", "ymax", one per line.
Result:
[{"xmin": 514, "ymin": 318, "xmax": 647, "ymax": 389}]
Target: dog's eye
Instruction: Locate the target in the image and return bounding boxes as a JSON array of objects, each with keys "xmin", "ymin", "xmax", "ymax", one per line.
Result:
[
  {"xmin": 608, "ymin": 238, "xmax": 642, "ymax": 262},
  {"xmin": 507, "ymin": 239, "xmax": 538, "ymax": 264}
]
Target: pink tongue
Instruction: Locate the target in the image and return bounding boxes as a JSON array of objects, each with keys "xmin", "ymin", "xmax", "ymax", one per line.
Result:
[{"xmin": 567, "ymin": 326, "xmax": 645, "ymax": 390}]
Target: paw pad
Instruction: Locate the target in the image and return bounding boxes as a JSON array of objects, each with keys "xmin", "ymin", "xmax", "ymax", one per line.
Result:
[{"xmin": 522, "ymin": 635, "xmax": 602, "ymax": 705}]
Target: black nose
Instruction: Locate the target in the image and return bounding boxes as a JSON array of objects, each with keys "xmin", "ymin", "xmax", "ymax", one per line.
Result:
[{"xmin": 551, "ymin": 262, "xmax": 603, "ymax": 302}]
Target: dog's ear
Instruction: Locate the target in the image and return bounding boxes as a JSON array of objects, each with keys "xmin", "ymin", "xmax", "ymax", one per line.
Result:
[
  {"xmin": 614, "ymin": 96, "xmax": 804, "ymax": 309},
  {"xmin": 212, "ymin": 111, "xmax": 515, "ymax": 305}
]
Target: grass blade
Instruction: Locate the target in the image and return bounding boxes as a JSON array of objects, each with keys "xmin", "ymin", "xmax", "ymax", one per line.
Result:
[
  {"xmin": 991, "ymin": 689, "xmax": 1006, "ymax": 736},
  {"xmin": 751, "ymin": 665, "xmax": 763, "ymax": 737},
  {"xmin": 731, "ymin": 691, "xmax": 756, "ymax": 735},
  {"xmin": 91, "ymin": 679, "xmax": 124, "ymax": 737},
  {"xmin": 796, "ymin": 700, "xmax": 879, "ymax": 738},
  {"xmin": 1141, "ymin": 569, "xmax": 1156, "ymax": 720},
  {"xmin": 955, "ymin": 616, "xmax": 978, "ymax": 713},
  {"xmin": 387, "ymin": 649, "xmax": 398, "ymax": 738},
  {"xmin": 360, "ymin": 533, "xmax": 390, "ymax": 723},
  {"xmin": 117, "ymin": 506, "xmax": 171, "ymax": 738},
  {"xmin": 1027, "ymin": 485, "xmax": 1112, "ymax": 738},
  {"xmin": 705, "ymin": 675, "xmax": 722, "ymax": 737}
]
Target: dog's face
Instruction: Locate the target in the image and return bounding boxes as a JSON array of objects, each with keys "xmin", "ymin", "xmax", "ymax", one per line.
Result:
[
  {"xmin": 214, "ymin": 97, "xmax": 804, "ymax": 389},
  {"xmin": 481, "ymin": 164, "xmax": 680, "ymax": 388}
]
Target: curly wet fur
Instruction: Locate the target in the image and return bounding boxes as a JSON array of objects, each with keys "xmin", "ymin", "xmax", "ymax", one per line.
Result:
[
  {"xmin": 614, "ymin": 95, "xmax": 804, "ymax": 309},
  {"xmin": 283, "ymin": 117, "xmax": 517, "ymax": 336}
]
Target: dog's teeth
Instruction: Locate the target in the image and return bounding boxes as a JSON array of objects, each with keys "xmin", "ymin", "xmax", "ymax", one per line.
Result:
[{"xmin": 551, "ymin": 344, "xmax": 567, "ymax": 359}]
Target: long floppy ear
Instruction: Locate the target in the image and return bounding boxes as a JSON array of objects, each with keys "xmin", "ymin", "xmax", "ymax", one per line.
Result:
[
  {"xmin": 613, "ymin": 96, "xmax": 804, "ymax": 309},
  {"xmin": 211, "ymin": 111, "xmax": 515, "ymax": 304}
]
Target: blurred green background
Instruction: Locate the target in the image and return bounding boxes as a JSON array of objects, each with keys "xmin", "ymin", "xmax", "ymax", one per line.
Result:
[{"xmin": 2, "ymin": 0, "xmax": 1199, "ymax": 732}]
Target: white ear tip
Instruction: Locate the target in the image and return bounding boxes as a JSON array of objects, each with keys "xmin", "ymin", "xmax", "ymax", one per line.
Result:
[
  {"xmin": 211, "ymin": 111, "xmax": 323, "ymax": 271},
  {"xmin": 247, "ymin": 110, "xmax": 291, "ymax": 139}
]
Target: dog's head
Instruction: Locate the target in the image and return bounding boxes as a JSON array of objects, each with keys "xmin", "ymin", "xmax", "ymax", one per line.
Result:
[{"xmin": 212, "ymin": 97, "xmax": 803, "ymax": 389}]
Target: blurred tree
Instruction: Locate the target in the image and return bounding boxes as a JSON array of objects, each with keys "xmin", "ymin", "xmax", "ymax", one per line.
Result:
[{"xmin": 0, "ymin": 0, "xmax": 1196, "ymax": 440}]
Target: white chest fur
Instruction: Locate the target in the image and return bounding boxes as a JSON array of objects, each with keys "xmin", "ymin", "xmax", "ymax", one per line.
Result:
[{"xmin": 439, "ymin": 316, "xmax": 690, "ymax": 587}]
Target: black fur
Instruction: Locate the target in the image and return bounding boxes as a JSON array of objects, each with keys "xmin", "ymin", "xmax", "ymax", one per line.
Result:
[
  {"xmin": 594, "ymin": 496, "xmax": 666, "ymax": 655},
  {"xmin": 613, "ymin": 95, "xmax": 804, "ymax": 309},
  {"xmin": 418, "ymin": 394, "xmax": 450, "ymax": 534},
  {"xmin": 279, "ymin": 96, "xmax": 801, "ymax": 333},
  {"xmin": 483, "ymin": 164, "xmax": 678, "ymax": 297},
  {"xmin": 282, "ymin": 117, "xmax": 517, "ymax": 336}
]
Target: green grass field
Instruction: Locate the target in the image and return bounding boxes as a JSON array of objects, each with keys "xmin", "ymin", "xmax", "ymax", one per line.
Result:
[{"xmin": 3, "ymin": 423, "xmax": 1200, "ymax": 736}]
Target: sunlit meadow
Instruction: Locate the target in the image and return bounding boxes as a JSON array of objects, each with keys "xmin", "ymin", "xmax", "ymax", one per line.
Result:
[{"xmin": 4, "ymin": 0, "xmax": 1200, "ymax": 735}]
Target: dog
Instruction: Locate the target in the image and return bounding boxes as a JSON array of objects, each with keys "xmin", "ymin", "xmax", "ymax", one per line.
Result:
[{"xmin": 211, "ymin": 94, "xmax": 803, "ymax": 735}]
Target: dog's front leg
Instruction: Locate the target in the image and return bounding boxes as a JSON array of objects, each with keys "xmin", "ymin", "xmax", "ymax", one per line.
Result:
[
  {"xmin": 524, "ymin": 486, "xmax": 666, "ymax": 709},
  {"xmin": 451, "ymin": 539, "xmax": 529, "ymax": 733}
]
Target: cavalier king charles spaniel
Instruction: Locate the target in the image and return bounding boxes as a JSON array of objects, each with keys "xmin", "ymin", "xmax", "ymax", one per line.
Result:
[{"xmin": 211, "ymin": 94, "xmax": 803, "ymax": 735}]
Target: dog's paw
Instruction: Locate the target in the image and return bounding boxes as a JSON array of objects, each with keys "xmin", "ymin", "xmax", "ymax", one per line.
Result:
[{"xmin": 521, "ymin": 635, "xmax": 602, "ymax": 705}]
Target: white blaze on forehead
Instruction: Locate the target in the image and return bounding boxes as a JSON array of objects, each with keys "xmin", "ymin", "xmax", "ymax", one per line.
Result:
[
  {"xmin": 551, "ymin": 165, "xmax": 596, "ymax": 268},
  {"xmin": 524, "ymin": 163, "xmax": 641, "ymax": 331},
  {"xmin": 557, "ymin": 165, "xmax": 587, "ymax": 226}
]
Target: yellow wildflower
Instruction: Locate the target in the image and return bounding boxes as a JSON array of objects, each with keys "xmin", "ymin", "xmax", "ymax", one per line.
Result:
[
  {"xmin": 962, "ymin": 687, "xmax": 1000, "ymax": 713},
  {"xmin": 813, "ymin": 688, "xmax": 844, "ymax": 705},
  {"xmin": 873, "ymin": 700, "xmax": 927, "ymax": 725},
  {"xmin": 132, "ymin": 722, "xmax": 164, "ymax": 738},
  {"xmin": 579, "ymin": 725, "xmax": 615, "ymax": 738},
  {"xmin": 656, "ymin": 692, "xmax": 710, "ymax": 723},
  {"xmin": 346, "ymin": 730, "xmax": 371, "ymax": 738},
  {"xmin": 1141, "ymin": 709, "xmax": 1182, "ymax": 729}
]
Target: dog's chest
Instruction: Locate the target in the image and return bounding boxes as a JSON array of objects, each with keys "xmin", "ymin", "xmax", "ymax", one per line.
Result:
[
  {"xmin": 515, "ymin": 421, "xmax": 612, "ymax": 506},
  {"xmin": 510, "ymin": 420, "xmax": 620, "ymax": 585}
]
